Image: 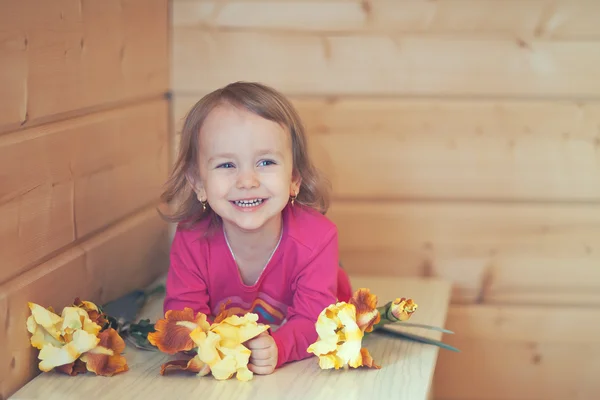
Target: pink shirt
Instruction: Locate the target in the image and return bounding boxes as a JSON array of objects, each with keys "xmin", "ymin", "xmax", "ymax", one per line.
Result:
[{"xmin": 163, "ymin": 204, "xmax": 353, "ymax": 368}]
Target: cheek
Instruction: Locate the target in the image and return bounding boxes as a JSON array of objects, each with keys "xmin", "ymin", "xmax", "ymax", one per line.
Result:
[
  {"xmin": 264, "ymin": 171, "xmax": 292, "ymax": 191},
  {"xmin": 204, "ymin": 173, "xmax": 232, "ymax": 197}
]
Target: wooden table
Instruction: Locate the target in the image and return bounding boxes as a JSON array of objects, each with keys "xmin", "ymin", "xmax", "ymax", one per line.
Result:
[{"xmin": 11, "ymin": 275, "xmax": 451, "ymax": 400}]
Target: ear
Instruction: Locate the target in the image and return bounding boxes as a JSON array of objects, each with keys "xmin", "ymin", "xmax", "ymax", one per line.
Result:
[
  {"xmin": 185, "ymin": 168, "xmax": 207, "ymax": 202},
  {"xmin": 290, "ymin": 174, "xmax": 302, "ymax": 197}
]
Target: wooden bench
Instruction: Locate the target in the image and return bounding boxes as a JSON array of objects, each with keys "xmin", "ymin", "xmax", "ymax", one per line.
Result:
[{"xmin": 10, "ymin": 275, "xmax": 451, "ymax": 400}]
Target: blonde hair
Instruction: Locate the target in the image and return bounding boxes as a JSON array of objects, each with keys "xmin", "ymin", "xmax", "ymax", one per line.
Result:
[{"xmin": 160, "ymin": 81, "xmax": 331, "ymax": 228}]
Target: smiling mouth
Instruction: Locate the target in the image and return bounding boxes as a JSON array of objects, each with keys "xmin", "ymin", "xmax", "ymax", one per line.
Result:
[{"xmin": 231, "ymin": 198, "xmax": 265, "ymax": 207}]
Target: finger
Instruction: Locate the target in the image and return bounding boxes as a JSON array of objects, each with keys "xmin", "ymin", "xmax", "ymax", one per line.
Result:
[
  {"xmin": 246, "ymin": 336, "xmax": 272, "ymax": 350},
  {"xmin": 249, "ymin": 348, "xmax": 272, "ymax": 360},
  {"xmin": 248, "ymin": 363, "xmax": 274, "ymax": 375},
  {"xmin": 248, "ymin": 357, "xmax": 275, "ymax": 367}
]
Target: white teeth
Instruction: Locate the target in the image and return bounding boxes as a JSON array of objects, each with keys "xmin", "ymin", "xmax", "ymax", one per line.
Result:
[{"xmin": 233, "ymin": 199, "xmax": 264, "ymax": 207}]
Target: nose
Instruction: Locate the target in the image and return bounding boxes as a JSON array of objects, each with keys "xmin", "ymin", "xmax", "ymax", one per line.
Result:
[{"xmin": 236, "ymin": 168, "xmax": 259, "ymax": 189}]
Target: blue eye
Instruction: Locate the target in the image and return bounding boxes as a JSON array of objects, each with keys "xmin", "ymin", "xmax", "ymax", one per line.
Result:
[
  {"xmin": 258, "ymin": 159, "xmax": 276, "ymax": 167},
  {"xmin": 216, "ymin": 162, "xmax": 235, "ymax": 169}
]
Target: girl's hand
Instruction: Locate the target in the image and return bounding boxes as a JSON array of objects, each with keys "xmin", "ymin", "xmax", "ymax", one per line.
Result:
[{"xmin": 246, "ymin": 331, "xmax": 278, "ymax": 375}]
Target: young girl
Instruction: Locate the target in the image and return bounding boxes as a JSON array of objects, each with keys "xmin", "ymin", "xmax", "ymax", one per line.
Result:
[{"xmin": 160, "ymin": 82, "xmax": 353, "ymax": 375}]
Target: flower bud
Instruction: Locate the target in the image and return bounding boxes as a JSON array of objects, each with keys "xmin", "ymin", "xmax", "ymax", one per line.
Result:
[{"xmin": 389, "ymin": 298, "xmax": 417, "ymax": 322}]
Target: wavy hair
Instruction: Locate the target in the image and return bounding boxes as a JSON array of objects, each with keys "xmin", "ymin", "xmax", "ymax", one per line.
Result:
[{"xmin": 159, "ymin": 82, "xmax": 331, "ymax": 228}]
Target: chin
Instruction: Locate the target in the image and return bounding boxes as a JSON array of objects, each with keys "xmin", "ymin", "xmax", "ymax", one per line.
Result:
[{"xmin": 230, "ymin": 212, "xmax": 283, "ymax": 233}]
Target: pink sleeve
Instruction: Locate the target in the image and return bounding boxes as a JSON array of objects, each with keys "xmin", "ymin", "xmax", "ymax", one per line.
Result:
[
  {"xmin": 271, "ymin": 227, "xmax": 338, "ymax": 368},
  {"xmin": 163, "ymin": 228, "xmax": 211, "ymax": 316}
]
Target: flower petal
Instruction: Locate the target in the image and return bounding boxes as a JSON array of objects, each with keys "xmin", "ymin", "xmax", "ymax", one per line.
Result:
[
  {"xmin": 307, "ymin": 304, "xmax": 343, "ymax": 356},
  {"xmin": 220, "ymin": 343, "xmax": 252, "ymax": 380},
  {"xmin": 210, "ymin": 357, "xmax": 237, "ymax": 380},
  {"xmin": 56, "ymin": 359, "xmax": 88, "ymax": 376},
  {"xmin": 27, "ymin": 316, "xmax": 64, "ymax": 350},
  {"xmin": 60, "ymin": 307, "xmax": 101, "ymax": 337},
  {"xmin": 73, "ymin": 298, "xmax": 109, "ymax": 328},
  {"xmin": 27, "ymin": 303, "xmax": 63, "ymax": 347},
  {"xmin": 335, "ymin": 304, "xmax": 364, "ymax": 368},
  {"xmin": 236, "ymin": 366, "xmax": 253, "ymax": 381},
  {"xmin": 148, "ymin": 308, "xmax": 210, "ymax": 354},
  {"xmin": 38, "ymin": 330, "xmax": 98, "ymax": 372},
  {"xmin": 159, "ymin": 355, "xmax": 210, "ymax": 376},
  {"xmin": 210, "ymin": 313, "xmax": 269, "ymax": 347},
  {"xmin": 359, "ymin": 348, "xmax": 381, "ymax": 369},
  {"xmin": 38, "ymin": 344, "xmax": 77, "ymax": 372},
  {"xmin": 317, "ymin": 352, "xmax": 344, "ymax": 370},
  {"xmin": 193, "ymin": 330, "xmax": 222, "ymax": 367},
  {"xmin": 80, "ymin": 328, "xmax": 128, "ymax": 376},
  {"xmin": 350, "ymin": 289, "xmax": 381, "ymax": 333}
]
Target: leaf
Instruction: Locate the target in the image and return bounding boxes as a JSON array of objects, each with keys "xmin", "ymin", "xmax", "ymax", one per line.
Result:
[
  {"xmin": 374, "ymin": 328, "xmax": 460, "ymax": 352},
  {"xmin": 396, "ymin": 322, "xmax": 454, "ymax": 334}
]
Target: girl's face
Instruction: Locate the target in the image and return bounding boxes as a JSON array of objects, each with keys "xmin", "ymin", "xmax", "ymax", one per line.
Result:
[{"xmin": 193, "ymin": 104, "xmax": 300, "ymax": 234}]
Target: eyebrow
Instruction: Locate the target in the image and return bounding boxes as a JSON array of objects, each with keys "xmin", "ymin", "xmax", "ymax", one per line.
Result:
[
  {"xmin": 256, "ymin": 149, "xmax": 283, "ymax": 158},
  {"xmin": 207, "ymin": 150, "xmax": 283, "ymax": 164}
]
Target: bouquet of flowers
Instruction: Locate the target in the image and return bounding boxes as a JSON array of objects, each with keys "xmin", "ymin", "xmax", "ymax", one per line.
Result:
[
  {"xmin": 26, "ymin": 298, "xmax": 128, "ymax": 376},
  {"xmin": 147, "ymin": 307, "xmax": 269, "ymax": 381},
  {"xmin": 307, "ymin": 288, "xmax": 456, "ymax": 370}
]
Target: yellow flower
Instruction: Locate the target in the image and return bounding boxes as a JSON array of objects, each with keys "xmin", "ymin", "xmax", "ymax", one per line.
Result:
[
  {"xmin": 153, "ymin": 309, "xmax": 269, "ymax": 381},
  {"xmin": 26, "ymin": 299, "xmax": 130, "ymax": 376},
  {"xmin": 191, "ymin": 313, "xmax": 269, "ymax": 381},
  {"xmin": 307, "ymin": 302, "xmax": 380, "ymax": 370}
]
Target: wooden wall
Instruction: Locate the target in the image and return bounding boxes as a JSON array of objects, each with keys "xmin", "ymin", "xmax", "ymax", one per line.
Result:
[
  {"xmin": 0, "ymin": 1, "xmax": 170, "ymax": 398},
  {"xmin": 170, "ymin": 1, "xmax": 600, "ymax": 399}
]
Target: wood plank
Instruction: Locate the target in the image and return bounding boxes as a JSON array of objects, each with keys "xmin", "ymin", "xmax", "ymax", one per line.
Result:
[
  {"xmin": 172, "ymin": 0, "xmax": 600, "ymax": 40},
  {"xmin": 434, "ymin": 304, "xmax": 600, "ymax": 400},
  {"xmin": 0, "ymin": 206, "xmax": 169, "ymax": 400},
  {"xmin": 80, "ymin": 208, "xmax": 170, "ymax": 304},
  {"xmin": 327, "ymin": 201, "xmax": 600, "ymax": 306},
  {"xmin": 172, "ymin": 30, "xmax": 600, "ymax": 97},
  {"xmin": 0, "ymin": 0, "xmax": 168, "ymax": 134},
  {"xmin": 0, "ymin": 100, "xmax": 169, "ymax": 285},
  {"xmin": 9, "ymin": 276, "xmax": 450, "ymax": 400},
  {"xmin": 173, "ymin": 95, "xmax": 600, "ymax": 201}
]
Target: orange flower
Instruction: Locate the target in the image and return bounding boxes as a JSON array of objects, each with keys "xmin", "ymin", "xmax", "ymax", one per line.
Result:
[
  {"xmin": 148, "ymin": 308, "xmax": 210, "ymax": 354},
  {"xmin": 389, "ymin": 298, "xmax": 418, "ymax": 322},
  {"xmin": 80, "ymin": 328, "xmax": 128, "ymax": 376},
  {"xmin": 349, "ymin": 288, "xmax": 381, "ymax": 333}
]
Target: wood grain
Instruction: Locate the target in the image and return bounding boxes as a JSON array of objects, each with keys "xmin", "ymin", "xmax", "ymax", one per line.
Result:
[
  {"xmin": 0, "ymin": 206, "xmax": 169, "ymax": 400},
  {"xmin": 0, "ymin": 0, "xmax": 168, "ymax": 134},
  {"xmin": 172, "ymin": 0, "xmax": 600, "ymax": 39},
  {"xmin": 172, "ymin": 30, "xmax": 600, "ymax": 97},
  {"xmin": 328, "ymin": 201, "xmax": 600, "ymax": 306},
  {"xmin": 173, "ymin": 95, "xmax": 600, "ymax": 201},
  {"xmin": 434, "ymin": 305, "xmax": 600, "ymax": 400},
  {"xmin": 8, "ymin": 275, "xmax": 451, "ymax": 400},
  {"xmin": 0, "ymin": 100, "xmax": 169, "ymax": 285}
]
